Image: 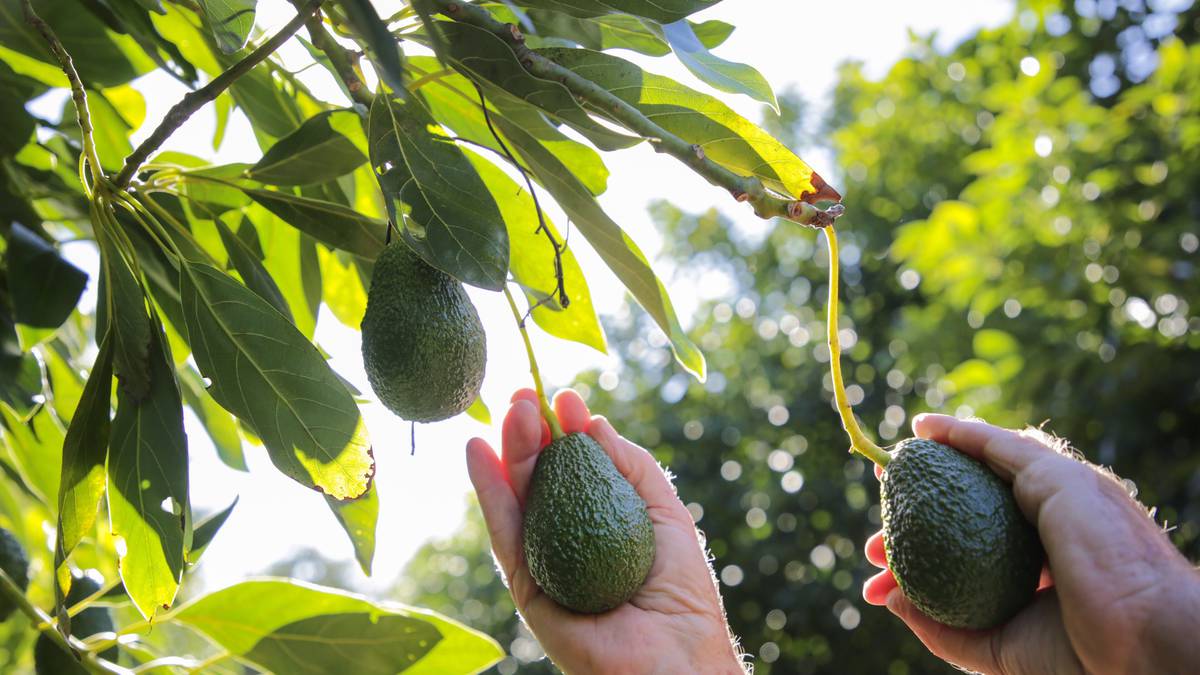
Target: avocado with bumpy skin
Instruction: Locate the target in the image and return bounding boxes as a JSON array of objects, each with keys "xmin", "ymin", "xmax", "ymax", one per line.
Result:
[
  {"xmin": 34, "ymin": 570, "xmax": 118, "ymax": 674},
  {"xmin": 0, "ymin": 527, "xmax": 29, "ymax": 621},
  {"xmin": 361, "ymin": 242, "xmax": 486, "ymax": 422},
  {"xmin": 881, "ymin": 438, "xmax": 1045, "ymax": 629},
  {"xmin": 523, "ymin": 432, "xmax": 656, "ymax": 613}
]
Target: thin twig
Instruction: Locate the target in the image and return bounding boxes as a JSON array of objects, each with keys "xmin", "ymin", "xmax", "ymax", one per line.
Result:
[
  {"xmin": 0, "ymin": 569, "xmax": 118, "ymax": 675},
  {"xmin": 432, "ymin": 0, "xmax": 842, "ymax": 227},
  {"xmin": 503, "ymin": 286, "xmax": 563, "ymax": 440},
  {"xmin": 113, "ymin": 0, "xmax": 324, "ymax": 188},
  {"xmin": 294, "ymin": 3, "xmax": 373, "ymax": 106},
  {"xmin": 474, "ymin": 84, "xmax": 569, "ymax": 309},
  {"xmin": 21, "ymin": 0, "xmax": 103, "ymax": 186}
]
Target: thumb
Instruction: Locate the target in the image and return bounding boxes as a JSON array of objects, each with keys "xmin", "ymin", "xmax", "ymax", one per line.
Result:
[{"xmin": 886, "ymin": 590, "xmax": 1003, "ymax": 674}]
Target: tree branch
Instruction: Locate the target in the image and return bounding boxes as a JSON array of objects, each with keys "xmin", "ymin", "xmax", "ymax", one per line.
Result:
[
  {"xmin": 22, "ymin": 0, "xmax": 103, "ymax": 184},
  {"xmin": 295, "ymin": 3, "xmax": 374, "ymax": 107},
  {"xmin": 0, "ymin": 569, "xmax": 118, "ymax": 675},
  {"xmin": 430, "ymin": 0, "xmax": 841, "ymax": 227},
  {"xmin": 113, "ymin": 0, "xmax": 324, "ymax": 188}
]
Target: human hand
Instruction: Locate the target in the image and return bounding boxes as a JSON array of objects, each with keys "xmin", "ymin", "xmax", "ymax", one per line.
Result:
[
  {"xmin": 466, "ymin": 388, "xmax": 744, "ymax": 674},
  {"xmin": 863, "ymin": 413, "xmax": 1200, "ymax": 674}
]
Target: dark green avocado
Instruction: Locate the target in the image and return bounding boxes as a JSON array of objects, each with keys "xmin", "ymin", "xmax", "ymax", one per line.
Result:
[
  {"xmin": 0, "ymin": 527, "xmax": 29, "ymax": 621},
  {"xmin": 881, "ymin": 438, "xmax": 1044, "ymax": 629},
  {"xmin": 35, "ymin": 570, "xmax": 117, "ymax": 674},
  {"xmin": 523, "ymin": 433, "xmax": 656, "ymax": 613},
  {"xmin": 361, "ymin": 242, "xmax": 486, "ymax": 422}
]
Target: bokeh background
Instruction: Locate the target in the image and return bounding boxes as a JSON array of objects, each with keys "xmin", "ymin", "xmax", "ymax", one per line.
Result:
[
  {"xmin": 2, "ymin": 0, "xmax": 1198, "ymax": 672},
  {"xmin": 284, "ymin": 1, "xmax": 1200, "ymax": 672}
]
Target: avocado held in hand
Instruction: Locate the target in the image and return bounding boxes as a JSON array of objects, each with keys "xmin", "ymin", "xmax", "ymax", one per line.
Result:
[
  {"xmin": 361, "ymin": 242, "xmax": 486, "ymax": 422},
  {"xmin": 523, "ymin": 433, "xmax": 655, "ymax": 613},
  {"xmin": 881, "ymin": 438, "xmax": 1044, "ymax": 629}
]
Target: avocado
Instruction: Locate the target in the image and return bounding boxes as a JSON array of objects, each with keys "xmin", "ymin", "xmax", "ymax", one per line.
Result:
[
  {"xmin": 0, "ymin": 527, "xmax": 29, "ymax": 621},
  {"xmin": 880, "ymin": 438, "xmax": 1044, "ymax": 629},
  {"xmin": 361, "ymin": 242, "xmax": 486, "ymax": 422},
  {"xmin": 523, "ymin": 433, "xmax": 655, "ymax": 613},
  {"xmin": 35, "ymin": 570, "xmax": 117, "ymax": 674}
]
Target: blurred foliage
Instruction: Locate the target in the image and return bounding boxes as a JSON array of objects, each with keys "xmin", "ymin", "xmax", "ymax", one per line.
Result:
[{"xmin": 400, "ymin": 1, "xmax": 1200, "ymax": 673}]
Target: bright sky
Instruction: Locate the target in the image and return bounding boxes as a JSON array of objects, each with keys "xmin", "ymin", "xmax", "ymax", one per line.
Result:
[{"xmin": 43, "ymin": 0, "xmax": 1011, "ymax": 594}]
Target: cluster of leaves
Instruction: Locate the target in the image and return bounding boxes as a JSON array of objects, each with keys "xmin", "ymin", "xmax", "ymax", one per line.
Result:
[
  {"xmin": 399, "ymin": 1, "xmax": 1200, "ymax": 672},
  {"xmin": 0, "ymin": 0, "xmax": 846, "ymax": 671}
]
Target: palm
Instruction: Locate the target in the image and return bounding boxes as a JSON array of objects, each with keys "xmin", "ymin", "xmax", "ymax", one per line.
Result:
[{"xmin": 466, "ymin": 388, "xmax": 736, "ymax": 673}]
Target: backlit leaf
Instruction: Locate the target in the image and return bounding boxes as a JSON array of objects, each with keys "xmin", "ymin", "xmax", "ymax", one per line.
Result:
[
  {"xmin": 178, "ymin": 365, "xmax": 246, "ymax": 471},
  {"xmin": 107, "ymin": 324, "xmax": 189, "ymax": 619},
  {"xmin": 174, "ymin": 580, "xmax": 503, "ymax": 674},
  {"xmin": 197, "ymin": 0, "xmax": 257, "ymax": 54},
  {"xmin": 661, "ymin": 20, "xmax": 778, "ymax": 112},
  {"xmin": 337, "ymin": 0, "xmax": 405, "ymax": 92},
  {"xmin": 513, "ymin": 0, "xmax": 721, "ymax": 23},
  {"xmin": 56, "ymin": 333, "xmax": 113, "ymax": 563},
  {"xmin": 187, "ymin": 497, "xmax": 238, "ymax": 564},
  {"xmin": 180, "ymin": 262, "xmax": 374, "ymax": 500},
  {"xmin": 95, "ymin": 213, "xmax": 153, "ymax": 399},
  {"xmin": 492, "ymin": 115, "xmax": 703, "ymax": 378},
  {"xmin": 541, "ymin": 47, "xmax": 841, "ymax": 203},
  {"xmin": 326, "ymin": 483, "xmax": 377, "ymax": 575},
  {"xmin": 214, "ymin": 213, "xmax": 293, "ymax": 322}
]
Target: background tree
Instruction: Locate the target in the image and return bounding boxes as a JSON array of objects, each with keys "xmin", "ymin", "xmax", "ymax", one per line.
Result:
[{"xmin": 400, "ymin": 1, "xmax": 1200, "ymax": 672}]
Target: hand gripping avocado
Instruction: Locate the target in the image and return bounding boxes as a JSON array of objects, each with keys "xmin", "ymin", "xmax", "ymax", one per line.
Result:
[
  {"xmin": 35, "ymin": 570, "xmax": 118, "ymax": 674},
  {"xmin": 881, "ymin": 438, "xmax": 1044, "ymax": 629},
  {"xmin": 523, "ymin": 432, "xmax": 656, "ymax": 613},
  {"xmin": 0, "ymin": 527, "xmax": 29, "ymax": 621},
  {"xmin": 822, "ymin": 224, "xmax": 1044, "ymax": 629},
  {"xmin": 361, "ymin": 242, "xmax": 486, "ymax": 422}
]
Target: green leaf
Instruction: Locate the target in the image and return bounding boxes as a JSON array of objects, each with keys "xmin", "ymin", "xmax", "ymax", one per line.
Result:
[
  {"xmin": 325, "ymin": 483, "xmax": 377, "ymax": 575},
  {"xmin": 228, "ymin": 64, "xmax": 305, "ymax": 141},
  {"xmin": 5, "ymin": 223, "xmax": 87, "ymax": 330},
  {"xmin": 95, "ymin": 214, "xmax": 153, "ymax": 399},
  {"xmin": 179, "ymin": 262, "xmax": 374, "ymax": 500},
  {"xmin": 690, "ymin": 19, "xmax": 734, "ymax": 49},
  {"xmin": 410, "ymin": 55, "xmax": 609, "ymax": 195},
  {"xmin": 493, "ymin": 115, "xmax": 704, "ymax": 378},
  {"xmin": 214, "ymin": 213, "xmax": 293, "ymax": 322},
  {"xmin": 56, "ymin": 333, "xmax": 113, "ymax": 563},
  {"xmin": 434, "ymin": 21, "xmax": 639, "ymax": 151},
  {"xmin": 247, "ymin": 110, "xmax": 368, "ymax": 186},
  {"xmin": 661, "ymin": 20, "xmax": 778, "ymax": 112},
  {"xmin": 197, "ymin": 0, "xmax": 257, "ymax": 54},
  {"xmin": 465, "ymin": 395, "xmax": 490, "ymax": 425},
  {"xmin": 245, "ymin": 189, "xmax": 386, "ymax": 259},
  {"xmin": 107, "ymin": 324, "xmax": 189, "ymax": 619},
  {"xmin": 541, "ymin": 47, "xmax": 841, "ymax": 203},
  {"xmin": 173, "ymin": 580, "xmax": 503, "ymax": 674},
  {"xmin": 0, "ymin": 401, "xmax": 64, "ymax": 505},
  {"xmin": 178, "ymin": 365, "xmax": 246, "ymax": 471},
  {"xmin": 187, "ymin": 496, "xmax": 238, "ymax": 564},
  {"xmin": 0, "ymin": 0, "xmax": 145, "ymax": 87},
  {"xmin": 0, "ymin": 61, "xmax": 35, "ymax": 156},
  {"xmin": 337, "ymin": 0, "xmax": 405, "ymax": 92},
  {"xmin": 512, "ymin": 0, "xmax": 720, "ymax": 23},
  {"xmin": 318, "ymin": 247, "xmax": 368, "ymax": 328},
  {"xmin": 244, "ymin": 205, "xmax": 319, "ymax": 337},
  {"xmin": 81, "ymin": 87, "xmax": 141, "ymax": 173},
  {"xmin": 367, "ymin": 93, "xmax": 509, "ymax": 290},
  {"xmin": 0, "ymin": 306, "xmax": 41, "ymax": 418},
  {"xmin": 43, "ymin": 343, "xmax": 84, "ymax": 423},
  {"xmin": 463, "ymin": 150, "xmax": 605, "ymax": 353}
]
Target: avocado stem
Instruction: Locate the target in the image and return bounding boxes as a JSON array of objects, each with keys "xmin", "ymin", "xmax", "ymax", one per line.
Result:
[
  {"xmin": 825, "ymin": 226, "xmax": 890, "ymax": 468},
  {"xmin": 503, "ymin": 286, "xmax": 565, "ymax": 440}
]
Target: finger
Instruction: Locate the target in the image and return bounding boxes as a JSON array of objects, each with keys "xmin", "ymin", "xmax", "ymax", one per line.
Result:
[
  {"xmin": 502, "ymin": 399, "xmax": 547, "ymax": 504},
  {"xmin": 863, "ymin": 569, "xmax": 898, "ymax": 606},
  {"xmin": 874, "ymin": 463, "xmax": 883, "ymax": 480},
  {"xmin": 865, "ymin": 531, "xmax": 887, "ymax": 568},
  {"xmin": 886, "ymin": 590, "xmax": 1000, "ymax": 674},
  {"xmin": 586, "ymin": 416, "xmax": 689, "ymax": 519},
  {"xmin": 466, "ymin": 438, "xmax": 522, "ymax": 581},
  {"xmin": 552, "ymin": 388, "xmax": 591, "ymax": 434},
  {"xmin": 912, "ymin": 413, "xmax": 1053, "ymax": 482},
  {"xmin": 511, "ymin": 389, "xmax": 551, "ymax": 447}
]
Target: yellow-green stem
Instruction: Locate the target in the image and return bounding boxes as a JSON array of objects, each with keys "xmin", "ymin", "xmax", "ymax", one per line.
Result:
[
  {"xmin": 0, "ymin": 569, "xmax": 117, "ymax": 674},
  {"xmin": 825, "ymin": 226, "xmax": 890, "ymax": 468},
  {"xmin": 503, "ymin": 286, "xmax": 563, "ymax": 440}
]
